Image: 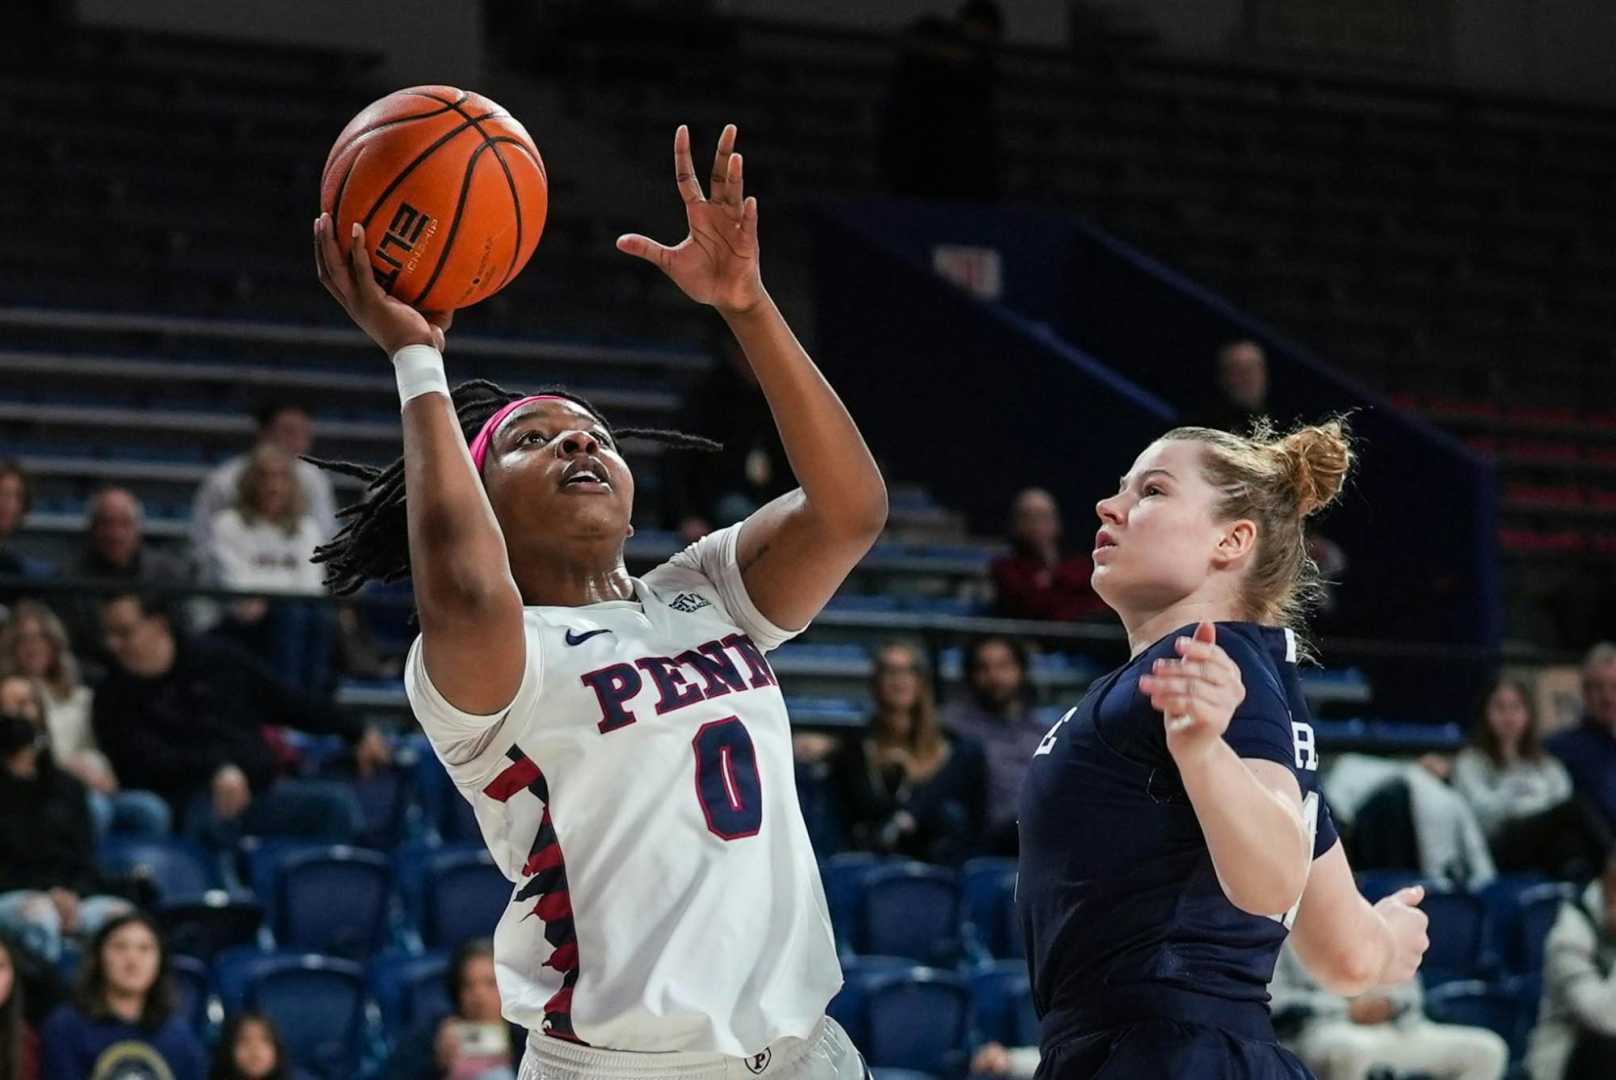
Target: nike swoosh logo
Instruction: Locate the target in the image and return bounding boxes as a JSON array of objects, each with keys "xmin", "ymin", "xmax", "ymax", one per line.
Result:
[{"xmin": 564, "ymin": 628, "xmax": 613, "ymax": 647}]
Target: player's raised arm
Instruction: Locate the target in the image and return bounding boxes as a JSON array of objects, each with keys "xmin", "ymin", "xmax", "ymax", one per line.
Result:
[
  {"xmin": 313, "ymin": 214, "xmax": 526, "ymax": 715},
  {"xmin": 617, "ymin": 124, "xmax": 888, "ymax": 630}
]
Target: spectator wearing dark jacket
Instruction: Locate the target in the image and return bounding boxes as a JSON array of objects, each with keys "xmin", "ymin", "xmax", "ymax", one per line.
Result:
[
  {"xmin": 941, "ymin": 636, "xmax": 1044, "ymax": 854},
  {"xmin": 0, "ymin": 677, "xmax": 132, "ymax": 964},
  {"xmin": 91, "ymin": 593, "xmax": 388, "ymax": 845},
  {"xmin": 63, "ymin": 488, "xmax": 190, "ymax": 664},
  {"xmin": 835, "ymin": 642, "xmax": 987, "ymax": 865},
  {"xmin": 1546, "ymin": 643, "xmax": 1616, "ymax": 833},
  {"xmin": 989, "ymin": 488, "xmax": 1103, "ymax": 622}
]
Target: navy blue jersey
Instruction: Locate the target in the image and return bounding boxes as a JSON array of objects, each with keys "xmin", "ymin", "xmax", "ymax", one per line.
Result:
[{"xmin": 1016, "ymin": 622, "xmax": 1337, "ymax": 1048}]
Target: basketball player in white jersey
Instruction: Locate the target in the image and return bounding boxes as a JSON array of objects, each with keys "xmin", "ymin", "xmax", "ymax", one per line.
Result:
[{"xmin": 312, "ymin": 124, "xmax": 881, "ymax": 1078}]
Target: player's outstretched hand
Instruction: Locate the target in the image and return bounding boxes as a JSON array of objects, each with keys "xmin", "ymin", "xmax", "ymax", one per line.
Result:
[
  {"xmin": 314, "ymin": 213, "xmax": 452, "ymax": 355},
  {"xmin": 1139, "ymin": 621, "xmax": 1246, "ymax": 763},
  {"xmin": 616, "ymin": 124, "xmax": 764, "ymax": 316},
  {"xmin": 1373, "ymin": 885, "xmax": 1430, "ymax": 985}
]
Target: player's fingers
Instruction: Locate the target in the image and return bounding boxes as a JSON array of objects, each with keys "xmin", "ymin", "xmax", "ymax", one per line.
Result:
[
  {"xmin": 723, "ymin": 151, "xmax": 744, "ymax": 210},
  {"xmin": 615, "ymin": 233, "xmax": 673, "ymax": 270},
  {"xmin": 740, "ymin": 196, "xmax": 759, "ymax": 248},
  {"xmin": 674, "ymin": 124, "xmax": 703, "ymax": 204},
  {"xmin": 709, "ymin": 122, "xmax": 736, "ymax": 197},
  {"xmin": 314, "ymin": 216, "xmax": 355, "ymax": 306},
  {"xmin": 1174, "ymin": 636, "xmax": 1225, "ymax": 663},
  {"xmin": 1394, "ymin": 884, "xmax": 1426, "ymax": 906},
  {"xmin": 1140, "ymin": 674, "xmax": 1195, "ymax": 698},
  {"xmin": 347, "ymin": 224, "xmax": 386, "ymax": 303}
]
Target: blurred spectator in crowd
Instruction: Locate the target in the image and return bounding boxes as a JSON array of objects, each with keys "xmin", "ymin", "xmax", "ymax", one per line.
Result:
[
  {"xmin": 205, "ymin": 445, "xmax": 334, "ymax": 693},
  {"xmin": 942, "ymin": 635, "xmax": 1042, "ymax": 854},
  {"xmin": 62, "ymin": 488, "xmax": 191, "ymax": 666},
  {"xmin": 91, "ymin": 592, "xmax": 386, "ymax": 846},
  {"xmin": 675, "ymin": 336, "xmax": 792, "ymax": 540},
  {"xmin": 0, "ymin": 676, "xmax": 133, "ymax": 964},
  {"xmin": 210, "ymin": 1012, "xmax": 307, "ymax": 1080},
  {"xmin": 1546, "ymin": 642, "xmax": 1616, "ymax": 833},
  {"xmin": 0, "ymin": 461, "xmax": 39, "ymax": 611},
  {"xmin": 386, "ymin": 938, "xmax": 522, "ymax": 1080},
  {"xmin": 1527, "ymin": 857, "xmax": 1616, "ymax": 1078},
  {"xmin": 1197, "ymin": 340, "xmax": 1270, "ymax": 434},
  {"xmin": 1271, "ymin": 941, "xmax": 1506, "ymax": 1080},
  {"xmin": 71, "ymin": 489, "xmax": 189, "ymax": 587},
  {"xmin": 834, "ymin": 642, "xmax": 986, "ymax": 864},
  {"xmin": 41, "ymin": 912, "xmax": 204, "ymax": 1080},
  {"xmin": 990, "ymin": 488, "xmax": 1103, "ymax": 622},
  {"xmin": 191, "ymin": 400, "xmax": 337, "ymax": 557},
  {"xmin": 1454, "ymin": 675, "xmax": 1610, "ymax": 880},
  {"xmin": 0, "ymin": 934, "xmax": 39, "ymax": 1080},
  {"xmin": 880, "ymin": 2, "xmax": 1003, "ymax": 201},
  {"xmin": 0, "ymin": 608, "xmax": 169, "ymax": 838}
]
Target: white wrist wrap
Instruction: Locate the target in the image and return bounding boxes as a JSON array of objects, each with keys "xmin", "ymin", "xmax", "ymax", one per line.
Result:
[{"xmin": 393, "ymin": 344, "xmax": 449, "ymax": 409}]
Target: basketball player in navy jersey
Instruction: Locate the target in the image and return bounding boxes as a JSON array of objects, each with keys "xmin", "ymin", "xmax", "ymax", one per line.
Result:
[{"xmin": 1017, "ymin": 420, "xmax": 1431, "ymax": 1078}]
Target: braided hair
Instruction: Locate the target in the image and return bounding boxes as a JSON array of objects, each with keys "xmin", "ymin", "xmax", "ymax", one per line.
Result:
[{"xmin": 309, "ymin": 378, "xmax": 721, "ymax": 596}]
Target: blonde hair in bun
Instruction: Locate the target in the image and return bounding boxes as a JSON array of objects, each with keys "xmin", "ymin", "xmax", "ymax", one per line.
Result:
[{"xmin": 1161, "ymin": 417, "xmax": 1355, "ymax": 644}]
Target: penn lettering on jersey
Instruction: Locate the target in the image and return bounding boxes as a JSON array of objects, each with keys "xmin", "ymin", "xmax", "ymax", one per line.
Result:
[{"xmin": 579, "ymin": 633, "xmax": 778, "ymax": 734}]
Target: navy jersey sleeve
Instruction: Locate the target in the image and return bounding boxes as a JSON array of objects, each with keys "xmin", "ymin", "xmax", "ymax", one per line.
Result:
[
  {"xmin": 1217, "ymin": 627, "xmax": 1340, "ymax": 860},
  {"xmin": 1215, "ymin": 628, "xmax": 1298, "ymax": 769}
]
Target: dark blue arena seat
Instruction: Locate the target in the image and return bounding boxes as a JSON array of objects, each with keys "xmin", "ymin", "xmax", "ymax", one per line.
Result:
[
  {"xmin": 99, "ymin": 836, "xmax": 219, "ymax": 900},
  {"xmin": 1420, "ymin": 888, "xmax": 1495, "ymax": 987},
  {"xmin": 368, "ymin": 948, "xmax": 451, "ymax": 1035},
  {"xmin": 861, "ymin": 968, "xmax": 971, "ymax": 1077},
  {"xmin": 960, "ymin": 857, "xmax": 1018, "ymax": 960},
  {"xmin": 827, "ymin": 955, "xmax": 913, "ymax": 1050},
  {"xmin": 858, "ymin": 863, "xmax": 962, "ymax": 966},
  {"xmin": 420, "ymin": 847, "xmax": 511, "ymax": 950},
  {"xmin": 274, "ymin": 846, "xmax": 393, "ymax": 959},
  {"xmin": 1424, "ymin": 976, "xmax": 1537, "ymax": 1065},
  {"xmin": 969, "ymin": 960, "xmax": 1038, "ymax": 1048},
  {"xmin": 820, "ymin": 852, "xmax": 881, "ymax": 954},
  {"xmin": 170, "ymin": 953, "xmax": 211, "ymax": 1034}
]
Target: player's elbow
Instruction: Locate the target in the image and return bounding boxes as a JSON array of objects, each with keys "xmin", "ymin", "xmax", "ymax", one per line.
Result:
[
  {"xmin": 808, "ymin": 480, "xmax": 889, "ymax": 546},
  {"xmin": 1302, "ymin": 937, "xmax": 1383, "ymax": 997}
]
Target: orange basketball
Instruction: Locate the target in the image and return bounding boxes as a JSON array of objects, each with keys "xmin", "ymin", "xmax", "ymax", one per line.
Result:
[{"xmin": 320, "ymin": 86, "xmax": 547, "ymax": 311}]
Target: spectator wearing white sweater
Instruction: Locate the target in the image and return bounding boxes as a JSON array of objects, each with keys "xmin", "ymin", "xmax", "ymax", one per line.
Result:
[
  {"xmin": 1452, "ymin": 675, "xmax": 1610, "ymax": 880},
  {"xmin": 0, "ymin": 602, "xmax": 168, "ymax": 837},
  {"xmin": 1271, "ymin": 942, "xmax": 1506, "ymax": 1080},
  {"xmin": 1527, "ymin": 859, "xmax": 1616, "ymax": 1078},
  {"xmin": 204, "ymin": 446, "xmax": 333, "ymax": 694},
  {"xmin": 190, "ymin": 400, "xmax": 338, "ymax": 559}
]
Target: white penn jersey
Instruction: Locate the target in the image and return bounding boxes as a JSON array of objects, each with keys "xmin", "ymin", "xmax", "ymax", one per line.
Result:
[{"xmin": 404, "ymin": 524, "xmax": 841, "ymax": 1056}]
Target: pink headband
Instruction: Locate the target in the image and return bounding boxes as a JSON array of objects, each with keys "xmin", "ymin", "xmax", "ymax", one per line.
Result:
[{"xmin": 469, "ymin": 395, "xmax": 571, "ymax": 473}]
